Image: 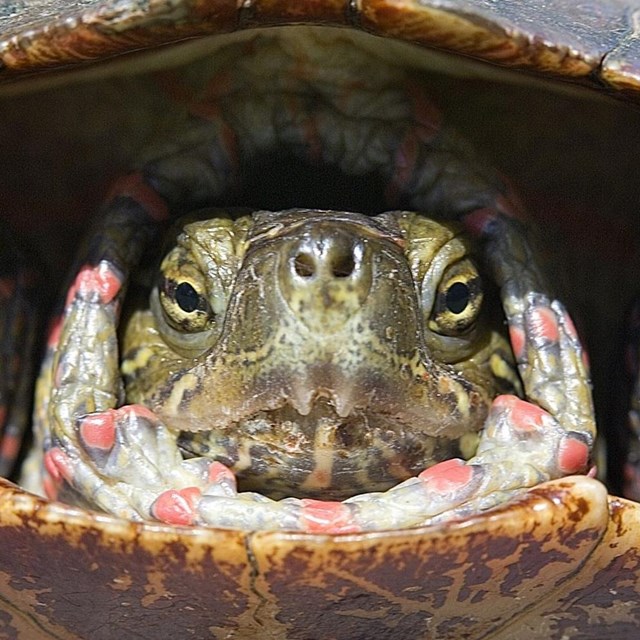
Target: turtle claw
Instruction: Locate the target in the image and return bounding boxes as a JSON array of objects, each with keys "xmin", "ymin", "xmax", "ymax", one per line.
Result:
[
  {"xmin": 75, "ymin": 405, "xmax": 181, "ymax": 487},
  {"xmin": 152, "ymin": 488, "xmax": 201, "ymax": 526},
  {"xmin": 417, "ymin": 458, "xmax": 482, "ymax": 499}
]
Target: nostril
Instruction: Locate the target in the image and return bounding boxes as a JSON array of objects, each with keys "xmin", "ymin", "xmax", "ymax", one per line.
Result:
[
  {"xmin": 294, "ymin": 252, "xmax": 316, "ymax": 278},
  {"xmin": 331, "ymin": 253, "xmax": 355, "ymax": 278}
]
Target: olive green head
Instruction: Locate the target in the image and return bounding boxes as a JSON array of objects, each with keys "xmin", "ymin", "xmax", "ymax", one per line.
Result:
[{"xmin": 121, "ymin": 209, "xmax": 518, "ymax": 499}]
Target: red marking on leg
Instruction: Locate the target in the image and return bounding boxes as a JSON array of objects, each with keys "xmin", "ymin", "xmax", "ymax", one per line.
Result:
[
  {"xmin": 404, "ymin": 80, "xmax": 442, "ymax": 141},
  {"xmin": 0, "ymin": 406, "xmax": 6, "ymax": 428},
  {"xmin": 157, "ymin": 68, "xmax": 233, "ymax": 108},
  {"xmin": 179, "ymin": 487, "xmax": 202, "ymax": 510},
  {"xmin": 508, "ymin": 325, "xmax": 526, "ymax": 360},
  {"xmin": 557, "ymin": 437, "xmax": 589, "ymax": 474},
  {"xmin": 506, "ymin": 397, "xmax": 548, "ymax": 433},
  {"xmin": 562, "ymin": 310, "xmax": 579, "ymax": 341},
  {"xmin": 0, "ymin": 433, "xmax": 20, "ymax": 462},
  {"xmin": 118, "ymin": 404, "xmax": 158, "ymax": 423},
  {"xmin": 47, "ymin": 315, "xmax": 63, "ymax": 349},
  {"xmin": 190, "ymin": 98, "xmax": 222, "ymax": 121},
  {"xmin": 208, "ymin": 461, "xmax": 236, "ymax": 485},
  {"xmin": 43, "ymin": 474, "xmax": 59, "ymax": 500},
  {"xmin": 43, "ymin": 447, "xmax": 74, "ymax": 484},
  {"xmin": 529, "ymin": 306, "xmax": 559, "ymax": 343},
  {"xmin": 491, "ymin": 394, "xmax": 519, "ymax": 410},
  {"xmin": 107, "ymin": 172, "xmax": 169, "ymax": 222},
  {"xmin": 419, "ymin": 458, "xmax": 474, "ymax": 493},
  {"xmin": 183, "ymin": 99, "xmax": 240, "ymax": 173},
  {"xmin": 300, "ymin": 499, "xmax": 360, "ymax": 534},
  {"xmin": 201, "ymin": 70, "xmax": 233, "ymax": 102},
  {"xmin": 385, "ymin": 132, "xmax": 419, "ymax": 205},
  {"xmin": 303, "ymin": 112, "xmax": 322, "ymax": 164},
  {"xmin": 153, "ymin": 69, "xmax": 194, "ymax": 104},
  {"xmin": 217, "ymin": 118, "xmax": 240, "ymax": 172},
  {"xmin": 495, "ymin": 192, "xmax": 525, "ymax": 220},
  {"xmin": 463, "ymin": 208, "xmax": 499, "ymax": 238},
  {"xmin": 154, "ymin": 70, "xmax": 239, "ymax": 174},
  {"xmin": 285, "ymin": 94, "xmax": 322, "ymax": 164},
  {"xmin": 79, "ymin": 411, "xmax": 116, "ymax": 451},
  {"xmin": 65, "ymin": 262, "xmax": 122, "ymax": 306},
  {"xmin": 53, "ymin": 361, "xmax": 63, "ymax": 389},
  {"xmin": 152, "ymin": 489, "xmax": 197, "ymax": 526}
]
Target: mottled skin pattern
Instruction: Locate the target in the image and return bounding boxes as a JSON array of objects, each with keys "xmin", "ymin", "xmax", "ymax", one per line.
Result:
[
  {"xmin": 122, "ymin": 210, "xmax": 517, "ymax": 501},
  {"xmin": 20, "ymin": 33, "xmax": 596, "ymax": 532}
]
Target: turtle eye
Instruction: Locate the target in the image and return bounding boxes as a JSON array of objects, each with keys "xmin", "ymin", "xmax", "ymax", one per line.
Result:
[
  {"xmin": 445, "ymin": 281, "xmax": 471, "ymax": 314},
  {"xmin": 429, "ymin": 259, "xmax": 483, "ymax": 336},
  {"xmin": 159, "ymin": 275, "xmax": 214, "ymax": 333},
  {"xmin": 175, "ymin": 282, "xmax": 201, "ymax": 313}
]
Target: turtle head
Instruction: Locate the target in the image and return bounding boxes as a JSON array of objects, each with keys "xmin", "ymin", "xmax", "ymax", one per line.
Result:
[{"xmin": 121, "ymin": 209, "xmax": 518, "ymax": 499}]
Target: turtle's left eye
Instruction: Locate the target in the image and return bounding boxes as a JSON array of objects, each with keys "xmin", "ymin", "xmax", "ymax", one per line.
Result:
[
  {"xmin": 429, "ymin": 259, "xmax": 483, "ymax": 336},
  {"xmin": 159, "ymin": 275, "xmax": 214, "ymax": 333},
  {"xmin": 175, "ymin": 282, "xmax": 201, "ymax": 313}
]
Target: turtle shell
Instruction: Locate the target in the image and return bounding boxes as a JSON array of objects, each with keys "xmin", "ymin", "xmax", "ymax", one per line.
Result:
[
  {"xmin": 2, "ymin": 475, "xmax": 640, "ymax": 639},
  {"xmin": 1, "ymin": 1, "xmax": 640, "ymax": 638},
  {"xmin": 0, "ymin": 0, "xmax": 639, "ymax": 92}
]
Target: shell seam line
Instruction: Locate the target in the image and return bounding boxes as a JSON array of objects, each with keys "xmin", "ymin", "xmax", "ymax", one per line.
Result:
[{"xmin": 244, "ymin": 532, "xmax": 271, "ymax": 627}]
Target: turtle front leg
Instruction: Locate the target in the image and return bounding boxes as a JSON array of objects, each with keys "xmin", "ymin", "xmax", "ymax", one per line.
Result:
[
  {"xmin": 60, "ymin": 402, "xmax": 302, "ymax": 529},
  {"xmin": 29, "ymin": 204, "xmax": 235, "ymax": 523},
  {"xmin": 421, "ymin": 296, "xmax": 594, "ymax": 523},
  {"xmin": 48, "ymin": 404, "xmax": 234, "ymax": 524}
]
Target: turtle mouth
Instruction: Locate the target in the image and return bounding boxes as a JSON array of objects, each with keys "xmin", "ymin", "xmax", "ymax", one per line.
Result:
[{"xmin": 177, "ymin": 396, "xmax": 464, "ymax": 500}]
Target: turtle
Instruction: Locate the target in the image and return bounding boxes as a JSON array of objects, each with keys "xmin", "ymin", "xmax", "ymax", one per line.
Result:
[{"xmin": 0, "ymin": 2, "xmax": 640, "ymax": 639}]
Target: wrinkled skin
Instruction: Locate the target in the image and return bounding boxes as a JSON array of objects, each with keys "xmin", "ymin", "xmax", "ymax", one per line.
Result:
[{"xmin": 20, "ymin": 32, "xmax": 596, "ymax": 532}]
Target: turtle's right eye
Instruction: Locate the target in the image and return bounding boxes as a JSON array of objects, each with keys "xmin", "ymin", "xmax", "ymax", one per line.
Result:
[{"xmin": 159, "ymin": 275, "xmax": 215, "ymax": 333}]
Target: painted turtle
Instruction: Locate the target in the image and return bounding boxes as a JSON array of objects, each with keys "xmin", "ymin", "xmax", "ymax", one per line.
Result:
[{"xmin": 1, "ymin": 1, "xmax": 640, "ymax": 639}]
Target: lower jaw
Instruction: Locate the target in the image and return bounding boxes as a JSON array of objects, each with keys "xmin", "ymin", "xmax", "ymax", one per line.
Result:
[{"xmin": 177, "ymin": 400, "xmax": 464, "ymax": 500}]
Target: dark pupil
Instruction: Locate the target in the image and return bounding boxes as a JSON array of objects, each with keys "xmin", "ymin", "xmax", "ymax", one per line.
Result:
[
  {"xmin": 445, "ymin": 282, "xmax": 470, "ymax": 314},
  {"xmin": 175, "ymin": 282, "xmax": 200, "ymax": 313}
]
